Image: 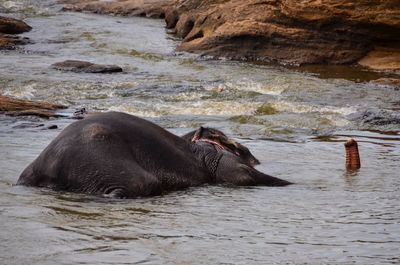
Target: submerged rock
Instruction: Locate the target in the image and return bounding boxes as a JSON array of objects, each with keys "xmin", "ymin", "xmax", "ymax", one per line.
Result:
[
  {"xmin": 61, "ymin": 0, "xmax": 400, "ymax": 71},
  {"xmin": 370, "ymin": 78, "xmax": 400, "ymax": 88},
  {"xmin": 0, "ymin": 16, "xmax": 32, "ymax": 49},
  {"xmin": 0, "ymin": 95, "xmax": 67, "ymax": 119},
  {"xmin": 0, "ymin": 34, "xmax": 31, "ymax": 49},
  {"xmin": 51, "ymin": 60, "xmax": 123, "ymax": 73},
  {"xmin": 349, "ymin": 109, "xmax": 400, "ymax": 131}
]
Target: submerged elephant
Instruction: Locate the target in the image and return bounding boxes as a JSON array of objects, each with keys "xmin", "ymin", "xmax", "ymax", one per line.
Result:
[{"xmin": 18, "ymin": 112, "xmax": 291, "ymax": 198}]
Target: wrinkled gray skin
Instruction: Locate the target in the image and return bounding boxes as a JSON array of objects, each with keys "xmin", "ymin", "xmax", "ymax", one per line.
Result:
[
  {"xmin": 181, "ymin": 127, "xmax": 260, "ymax": 167},
  {"xmin": 18, "ymin": 112, "xmax": 291, "ymax": 198}
]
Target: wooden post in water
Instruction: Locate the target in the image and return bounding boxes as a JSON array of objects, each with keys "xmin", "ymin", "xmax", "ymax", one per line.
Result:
[{"xmin": 344, "ymin": 139, "xmax": 361, "ymax": 170}]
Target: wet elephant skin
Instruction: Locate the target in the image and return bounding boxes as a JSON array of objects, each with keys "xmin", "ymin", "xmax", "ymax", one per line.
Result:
[{"xmin": 18, "ymin": 112, "xmax": 291, "ymax": 198}]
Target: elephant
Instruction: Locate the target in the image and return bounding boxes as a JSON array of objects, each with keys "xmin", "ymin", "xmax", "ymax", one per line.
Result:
[
  {"xmin": 17, "ymin": 112, "xmax": 291, "ymax": 198},
  {"xmin": 181, "ymin": 126, "xmax": 260, "ymax": 167}
]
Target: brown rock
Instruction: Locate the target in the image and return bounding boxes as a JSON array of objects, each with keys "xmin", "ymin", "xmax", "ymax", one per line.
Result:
[
  {"xmin": 0, "ymin": 16, "xmax": 32, "ymax": 49},
  {"xmin": 370, "ymin": 78, "xmax": 400, "ymax": 87},
  {"xmin": 0, "ymin": 34, "xmax": 31, "ymax": 49},
  {"xmin": 0, "ymin": 95, "xmax": 67, "ymax": 119},
  {"xmin": 0, "ymin": 16, "xmax": 32, "ymax": 34},
  {"xmin": 60, "ymin": 0, "xmax": 173, "ymax": 18},
  {"xmin": 359, "ymin": 47, "xmax": 400, "ymax": 72},
  {"xmin": 51, "ymin": 60, "xmax": 123, "ymax": 73},
  {"xmin": 60, "ymin": 0, "xmax": 400, "ymax": 69},
  {"xmin": 169, "ymin": 0, "xmax": 400, "ymax": 67}
]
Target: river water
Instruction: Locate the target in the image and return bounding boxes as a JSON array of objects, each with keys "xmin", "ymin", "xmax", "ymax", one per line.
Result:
[{"xmin": 1, "ymin": 1, "xmax": 399, "ymax": 264}]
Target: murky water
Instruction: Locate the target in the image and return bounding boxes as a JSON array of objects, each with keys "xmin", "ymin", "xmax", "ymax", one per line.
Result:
[{"xmin": 1, "ymin": 1, "xmax": 399, "ymax": 264}]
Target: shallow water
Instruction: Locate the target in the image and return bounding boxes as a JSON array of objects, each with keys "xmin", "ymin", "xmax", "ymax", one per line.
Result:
[{"xmin": 1, "ymin": 1, "xmax": 400, "ymax": 264}]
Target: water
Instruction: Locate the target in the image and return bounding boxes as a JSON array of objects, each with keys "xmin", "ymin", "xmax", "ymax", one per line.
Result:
[{"xmin": 1, "ymin": 1, "xmax": 400, "ymax": 264}]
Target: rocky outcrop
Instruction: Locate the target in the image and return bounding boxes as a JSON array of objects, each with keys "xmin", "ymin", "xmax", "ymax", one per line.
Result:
[
  {"xmin": 0, "ymin": 95, "xmax": 67, "ymax": 118},
  {"xmin": 166, "ymin": 0, "xmax": 400, "ymax": 70},
  {"xmin": 51, "ymin": 60, "xmax": 123, "ymax": 73},
  {"xmin": 0, "ymin": 16, "xmax": 32, "ymax": 49},
  {"xmin": 61, "ymin": 0, "xmax": 400, "ymax": 71}
]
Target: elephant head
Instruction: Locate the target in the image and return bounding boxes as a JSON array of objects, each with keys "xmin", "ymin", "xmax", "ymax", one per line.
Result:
[
  {"xmin": 189, "ymin": 140, "xmax": 291, "ymax": 187},
  {"xmin": 182, "ymin": 127, "xmax": 260, "ymax": 167}
]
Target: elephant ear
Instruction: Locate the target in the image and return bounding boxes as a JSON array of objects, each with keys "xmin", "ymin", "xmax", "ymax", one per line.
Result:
[
  {"xmin": 189, "ymin": 127, "xmax": 260, "ymax": 167},
  {"xmin": 191, "ymin": 126, "xmax": 204, "ymax": 142}
]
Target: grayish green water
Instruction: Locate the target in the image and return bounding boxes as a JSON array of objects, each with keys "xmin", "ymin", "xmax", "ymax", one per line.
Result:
[{"xmin": 1, "ymin": 1, "xmax": 399, "ymax": 264}]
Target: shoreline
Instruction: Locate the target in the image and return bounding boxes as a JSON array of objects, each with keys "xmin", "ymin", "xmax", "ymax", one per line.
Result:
[{"xmin": 59, "ymin": 0, "xmax": 400, "ymax": 76}]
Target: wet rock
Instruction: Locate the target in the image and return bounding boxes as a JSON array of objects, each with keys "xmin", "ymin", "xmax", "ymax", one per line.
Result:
[
  {"xmin": 0, "ymin": 16, "xmax": 32, "ymax": 49},
  {"xmin": 51, "ymin": 60, "xmax": 123, "ymax": 73},
  {"xmin": 0, "ymin": 34, "xmax": 31, "ymax": 49},
  {"xmin": 0, "ymin": 16, "xmax": 32, "ymax": 34},
  {"xmin": 0, "ymin": 95, "xmax": 67, "ymax": 119},
  {"xmin": 168, "ymin": 0, "xmax": 400, "ymax": 68},
  {"xmin": 12, "ymin": 123, "xmax": 45, "ymax": 129},
  {"xmin": 61, "ymin": 0, "xmax": 172, "ymax": 18},
  {"xmin": 359, "ymin": 47, "xmax": 400, "ymax": 72},
  {"xmin": 60, "ymin": 0, "xmax": 400, "ymax": 69},
  {"xmin": 370, "ymin": 78, "xmax": 400, "ymax": 88},
  {"xmin": 349, "ymin": 109, "xmax": 400, "ymax": 131},
  {"xmin": 72, "ymin": 107, "xmax": 88, "ymax": 119},
  {"xmin": 11, "ymin": 122, "xmax": 58, "ymax": 130}
]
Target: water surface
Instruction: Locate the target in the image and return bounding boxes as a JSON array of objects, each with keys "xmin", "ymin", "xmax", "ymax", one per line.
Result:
[{"xmin": 1, "ymin": 1, "xmax": 399, "ymax": 264}]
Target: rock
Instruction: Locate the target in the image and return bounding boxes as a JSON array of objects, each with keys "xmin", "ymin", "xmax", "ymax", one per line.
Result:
[
  {"xmin": 0, "ymin": 16, "xmax": 32, "ymax": 34},
  {"xmin": 0, "ymin": 34, "xmax": 31, "ymax": 49},
  {"xmin": 60, "ymin": 0, "xmax": 400, "ymax": 69},
  {"xmin": 12, "ymin": 123, "xmax": 45, "ymax": 129},
  {"xmin": 370, "ymin": 78, "xmax": 400, "ymax": 87},
  {"xmin": 60, "ymin": 0, "xmax": 173, "ymax": 18},
  {"xmin": 168, "ymin": 0, "xmax": 400, "ymax": 68},
  {"xmin": 0, "ymin": 16, "xmax": 32, "ymax": 49},
  {"xmin": 359, "ymin": 47, "xmax": 400, "ymax": 72},
  {"xmin": 0, "ymin": 95, "xmax": 67, "ymax": 119},
  {"xmin": 51, "ymin": 60, "xmax": 123, "ymax": 73},
  {"xmin": 349, "ymin": 109, "xmax": 400, "ymax": 131}
]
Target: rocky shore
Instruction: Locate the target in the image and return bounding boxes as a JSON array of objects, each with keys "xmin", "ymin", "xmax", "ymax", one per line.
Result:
[{"xmin": 61, "ymin": 0, "xmax": 400, "ymax": 72}]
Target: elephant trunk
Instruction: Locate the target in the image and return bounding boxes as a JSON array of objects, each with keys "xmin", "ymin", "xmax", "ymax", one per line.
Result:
[{"xmin": 345, "ymin": 139, "xmax": 361, "ymax": 170}]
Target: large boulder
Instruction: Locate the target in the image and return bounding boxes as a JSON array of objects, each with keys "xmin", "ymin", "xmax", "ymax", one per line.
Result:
[{"xmin": 166, "ymin": 0, "xmax": 400, "ymax": 70}]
